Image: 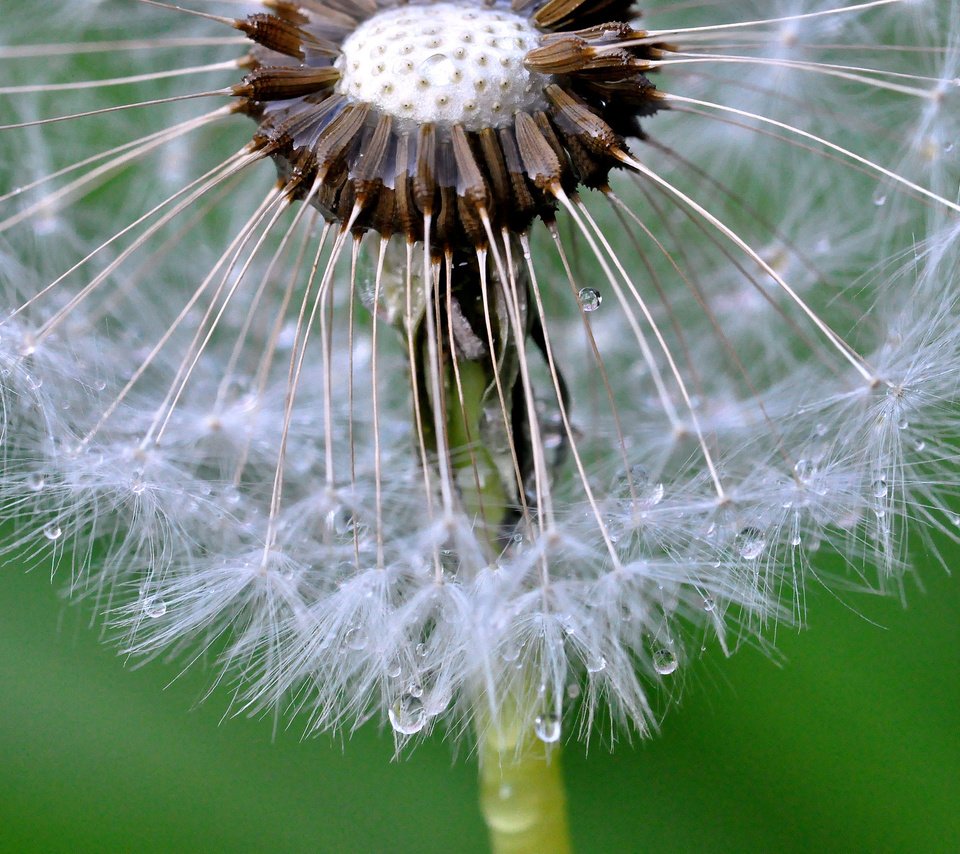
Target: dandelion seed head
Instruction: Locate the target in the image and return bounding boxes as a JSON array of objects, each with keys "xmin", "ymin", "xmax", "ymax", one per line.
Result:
[{"xmin": 1, "ymin": 0, "xmax": 959, "ymax": 747}]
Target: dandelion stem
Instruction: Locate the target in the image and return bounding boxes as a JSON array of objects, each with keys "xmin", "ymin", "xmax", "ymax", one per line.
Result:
[{"xmin": 478, "ymin": 712, "xmax": 572, "ymax": 854}]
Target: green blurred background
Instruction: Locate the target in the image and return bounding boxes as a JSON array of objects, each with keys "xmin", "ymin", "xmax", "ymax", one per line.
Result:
[{"xmin": 1, "ymin": 543, "xmax": 956, "ymax": 853}]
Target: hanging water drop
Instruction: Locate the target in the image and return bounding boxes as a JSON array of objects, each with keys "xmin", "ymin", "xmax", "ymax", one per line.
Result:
[
  {"xmin": 388, "ymin": 694, "xmax": 426, "ymax": 735},
  {"xmin": 578, "ymin": 287, "xmax": 602, "ymax": 312},
  {"xmin": 534, "ymin": 712, "xmax": 561, "ymax": 743},
  {"xmin": 26, "ymin": 472, "xmax": 45, "ymax": 492},
  {"xmin": 143, "ymin": 596, "xmax": 167, "ymax": 619},
  {"xmin": 343, "ymin": 626, "xmax": 367, "ymax": 651},
  {"xmin": 872, "ymin": 478, "xmax": 888, "ymax": 498},
  {"xmin": 735, "ymin": 527, "xmax": 766, "ymax": 560},
  {"xmin": 42, "ymin": 522, "xmax": 62, "ymax": 541},
  {"xmin": 586, "ymin": 654, "xmax": 606, "ymax": 674},
  {"xmin": 653, "ymin": 648, "xmax": 678, "ymax": 675}
]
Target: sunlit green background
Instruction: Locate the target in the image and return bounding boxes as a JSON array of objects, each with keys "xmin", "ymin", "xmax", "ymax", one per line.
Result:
[{"xmin": 1, "ymin": 541, "xmax": 957, "ymax": 853}]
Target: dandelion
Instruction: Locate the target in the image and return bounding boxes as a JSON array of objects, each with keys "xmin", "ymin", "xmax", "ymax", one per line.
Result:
[{"xmin": 1, "ymin": 0, "xmax": 959, "ymax": 848}]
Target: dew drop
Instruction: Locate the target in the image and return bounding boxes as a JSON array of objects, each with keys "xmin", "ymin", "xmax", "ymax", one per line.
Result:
[
  {"xmin": 653, "ymin": 648, "xmax": 678, "ymax": 675},
  {"xmin": 618, "ymin": 464, "xmax": 664, "ymax": 509},
  {"xmin": 735, "ymin": 527, "xmax": 766, "ymax": 560},
  {"xmin": 388, "ymin": 694, "xmax": 426, "ymax": 735},
  {"xmin": 577, "ymin": 287, "xmax": 602, "ymax": 312},
  {"xmin": 26, "ymin": 472, "xmax": 45, "ymax": 492},
  {"xmin": 793, "ymin": 459, "xmax": 813, "ymax": 480},
  {"xmin": 343, "ymin": 626, "xmax": 367, "ymax": 651},
  {"xmin": 872, "ymin": 478, "xmax": 888, "ymax": 498},
  {"xmin": 534, "ymin": 712, "xmax": 561, "ymax": 743},
  {"xmin": 566, "ymin": 683, "xmax": 581, "ymax": 699},
  {"xmin": 142, "ymin": 596, "xmax": 167, "ymax": 619},
  {"xmin": 949, "ymin": 513, "xmax": 960, "ymax": 527},
  {"xmin": 130, "ymin": 476, "xmax": 146, "ymax": 496},
  {"xmin": 586, "ymin": 654, "xmax": 606, "ymax": 674},
  {"xmin": 419, "ymin": 53, "xmax": 456, "ymax": 86},
  {"xmin": 406, "ymin": 679, "xmax": 424, "ymax": 699},
  {"xmin": 702, "ymin": 596, "xmax": 716, "ymax": 612},
  {"xmin": 387, "ymin": 658, "xmax": 403, "ymax": 678},
  {"xmin": 501, "ymin": 642, "xmax": 521, "ymax": 663},
  {"xmin": 42, "ymin": 522, "xmax": 62, "ymax": 541},
  {"xmin": 415, "ymin": 641, "xmax": 428, "ymax": 658},
  {"xmin": 914, "ymin": 440, "xmax": 926, "ymax": 452},
  {"xmin": 872, "ymin": 189, "xmax": 887, "ymax": 206}
]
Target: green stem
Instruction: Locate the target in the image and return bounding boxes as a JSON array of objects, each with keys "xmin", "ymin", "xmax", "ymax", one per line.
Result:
[{"xmin": 478, "ymin": 709, "xmax": 573, "ymax": 854}]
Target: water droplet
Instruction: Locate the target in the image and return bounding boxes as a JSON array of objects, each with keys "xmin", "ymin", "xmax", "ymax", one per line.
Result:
[
  {"xmin": 406, "ymin": 679, "xmax": 424, "ymax": 698},
  {"xmin": 143, "ymin": 596, "xmax": 167, "ymax": 619},
  {"xmin": 415, "ymin": 641, "xmax": 428, "ymax": 658},
  {"xmin": 26, "ymin": 472, "xmax": 45, "ymax": 492},
  {"xmin": 949, "ymin": 513, "xmax": 960, "ymax": 527},
  {"xmin": 914, "ymin": 439, "xmax": 926, "ymax": 452},
  {"xmin": 501, "ymin": 642, "xmax": 521, "ymax": 663},
  {"xmin": 790, "ymin": 534, "xmax": 802, "ymax": 547},
  {"xmin": 42, "ymin": 522, "xmax": 62, "ymax": 541},
  {"xmin": 653, "ymin": 648, "xmax": 678, "ymax": 675},
  {"xmin": 735, "ymin": 527, "xmax": 766, "ymax": 560},
  {"xmin": 130, "ymin": 476, "xmax": 146, "ymax": 496},
  {"xmin": 387, "ymin": 658, "xmax": 403, "ymax": 678},
  {"xmin": 343, "ymin": 626, "xmax": 367, "ymax": 651},
  {"xmin": 872, "ymin": 189, "xmax": 887, "ymax": 206},
  {"xmin": 872, "ymin": 478, "xmax": 888, "ymax": 498},
  {"xmin": 419, "ymin": 53, "xmax": 456, "ymax": 86},
  {"xmin": 618, "ymin": 464, "xmax": 663, "ymax": 509},
  {"xmin": 566, "ymin": 683, "xmax": 581, "ymax": 699},
  {"xmin": 586, "ymin": 655, "xmax": 606, "ymax": 674},
  {"xmin": 793, "ymin": 459, "xmax": 813, "ymax": 480},
  {"xmin": 702, "ymin": 597, "xmax": 716, "ymax": 612},
  {"xmin": 578, "ymin": 287, "xmax": 602, "ymax": 312},
  {"xmin": 534, "ymin": 712, "xmax": 561, "ymax": 743},
  {"xmin": 388, "ymin": 694, "xmax": 426, "ymax": 735}
]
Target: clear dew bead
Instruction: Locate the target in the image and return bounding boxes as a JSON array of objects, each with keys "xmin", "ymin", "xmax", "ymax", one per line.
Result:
[
  {"xmin": 872, "ymin": 478, "xmax": 888, "ymax": 498},
  {"xmin": 388, "ymin": 694, "xmax": 427, "ymax": 735},
  {"xmin": 735, "ymin": 527, "xmax": 766, "ymax": 560},
  {"xmin": 586, "ymin": 654, "xmax": 607, "ymax": 674},
  {"xmin": 26, "ymin": 472, "xmax": 45, "ymax": 492},
  {"xmin": 42, "ymin": 522, "xmax": 62, "ymax": 541},
  {"xmin": 578, "ymin": 287, "xmax": 602, "ymax": 312},
  {"xmin": 653, "ymin": 648, "xmax": 679, "ymax": 675},
  {"xmin": 533, "ymin": 712, "xmax": 561, "ymax": 743},
  {"xmin": 343, "ymin": 626, "xmax": 367, "ymax": 651},
  {"xmin": 142, "ymin": 596, "xmax": 167, "ymax": 619},
  {"xmin": 702, "ymin": 596, "xmax": 716, "ymax": 612}
]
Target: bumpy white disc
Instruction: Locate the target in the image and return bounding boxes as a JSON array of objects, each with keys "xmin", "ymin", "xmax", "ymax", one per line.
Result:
[{"xmin": 335, "ymin": 2, "xmax": 548, "ymax": 131}]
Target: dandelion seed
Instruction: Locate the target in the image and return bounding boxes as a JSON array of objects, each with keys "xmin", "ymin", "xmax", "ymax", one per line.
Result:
[{"xmin": 2, "ymin": 0, "xmax": 960, "ymax": 849}]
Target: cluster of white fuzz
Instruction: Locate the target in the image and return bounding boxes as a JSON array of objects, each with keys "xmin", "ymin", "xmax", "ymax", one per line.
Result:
[{"xmin": 1, "ymin": 0, "xmax": 959, "ymax": 746}]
